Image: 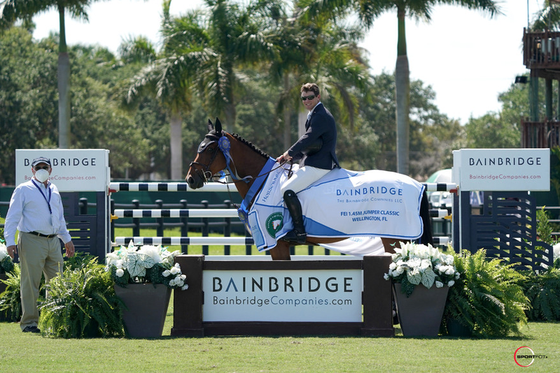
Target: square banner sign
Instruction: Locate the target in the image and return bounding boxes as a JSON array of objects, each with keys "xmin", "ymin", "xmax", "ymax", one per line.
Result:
[
  {"xmin": 452, "ymin": 148, "xmax": 550, "ymax": 191},
  {"xmin": 15, "ymin": 149, "xmax": 110, "ymax": 192}
]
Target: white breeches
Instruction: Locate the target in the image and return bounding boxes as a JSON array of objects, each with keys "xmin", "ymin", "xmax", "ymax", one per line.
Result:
[{"xmin": 280, "ymin": 166, "xmax": 330, "ymax": 195}]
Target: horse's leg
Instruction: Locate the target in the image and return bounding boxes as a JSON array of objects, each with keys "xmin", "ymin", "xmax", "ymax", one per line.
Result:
[
  {"xmin": 381, "ymin": 238, "xmax": 402, "ymax": 254},
  {"xmin": 269, "ymin": 241, "xmax": 291, "ymax": 260}
]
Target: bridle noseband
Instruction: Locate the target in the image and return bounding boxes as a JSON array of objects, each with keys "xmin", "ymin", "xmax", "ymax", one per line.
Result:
[
  {"xmin": 188, "ymin": 132, "xmax": 222, "ymax": 183},
  {"xmin": 189, "ymin": 131, "xmax": 252, "ymax": 184}
]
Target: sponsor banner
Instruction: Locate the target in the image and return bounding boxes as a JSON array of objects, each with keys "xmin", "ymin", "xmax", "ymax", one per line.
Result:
[
  {"xmin": 203, "ymin": 269, "xmax": 363, "ymax": 322},
  {"xmin": 452, "ymin": 148, "xmax": 549, "ymax": 191},
  {"xmin": 15, "ymin": 149, "xmax": 110, "ymax": 192}
]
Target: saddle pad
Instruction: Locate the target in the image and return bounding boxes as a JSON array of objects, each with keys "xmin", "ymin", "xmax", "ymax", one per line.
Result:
[{"xmin": 247, "ymin": 165, "xmax": 425, "ymax": 254}]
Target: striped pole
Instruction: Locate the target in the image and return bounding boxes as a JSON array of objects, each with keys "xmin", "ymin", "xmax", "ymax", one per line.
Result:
[
  {"xmin": 114, "ymin": 236, "xmax": 254, "ymax": 246},
  {"xmin": 109, "ymin": 182, "xmax": 457, "ymax": 193},
  {"xmin": 429, "ymin": 209, "xmax": 452, "ymax": 219},
  {"xmin": 114, "ymin": 208, "xmax": 450, "ymax": 220},
  {"xmin": 432, "ymin": 236, "xmax": 450, "ymax": 246},
  {"xmin": 109, "ymin": 182, "xmax": 231, "ymax": 192},
  {"xmin": 424, "ymin": 183, "xmax": 457, "ymax": 192},
  {"xmin": 113, "ymin": 209, "xmax": 239, "ymax": 219}
]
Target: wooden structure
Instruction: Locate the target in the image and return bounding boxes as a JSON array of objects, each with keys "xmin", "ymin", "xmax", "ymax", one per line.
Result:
[
  {"xmin": 453, "ymin": 191, "xmax": 554, "ymax": 271},
  {"xmin": 171, "ymin": 255, "xmax": 394, "ymax": 337},
  {"xmin": 522, "ymin": 28, "xmax": 560, "ymax": 147}
]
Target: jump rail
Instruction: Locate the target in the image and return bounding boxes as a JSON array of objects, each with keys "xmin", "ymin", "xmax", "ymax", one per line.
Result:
[
  {"xmin": 114, "ymin": 236, "xmax": 449, "ymax": 247},
  {"xmin": 114, "ymin": 208, "xmax": 448, "ymax": 219},
  {"xmin": 114, "ymin": 237, "xmax": 254, "ymax": 246},
  {"xmin": 109, "ymin": 181, "xmax": 456, "ymax": 251},
  {"xmin": 109, "ymin": 182, "xmax": 457, "ymax": 193},
  {"xmin": 113, "ymin": 209, "xmax": 239, "ymax": 218}
]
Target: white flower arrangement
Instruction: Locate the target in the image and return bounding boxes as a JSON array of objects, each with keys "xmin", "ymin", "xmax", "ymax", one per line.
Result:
[
  {"xmin": 105, "ymin": 241, "xmax": 188, "ymax": 290},
  {"xmin": 384, "ymin": 242, "xmax": 459, "ymax": 297}
]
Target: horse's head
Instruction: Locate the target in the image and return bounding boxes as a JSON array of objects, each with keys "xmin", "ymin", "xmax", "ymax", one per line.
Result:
[{"xmin": 186, "ymin": 118, "xmax": 228, "ymax": 189}]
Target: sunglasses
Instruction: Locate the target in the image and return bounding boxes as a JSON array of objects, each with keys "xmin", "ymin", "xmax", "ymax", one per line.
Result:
[
  {"xmin": 301, "ymin": 94, "xmax": 316, "ymax": 101},
  {"xmin": 34, "ymin": 166, "xmax": 50, "ymax": 171}
]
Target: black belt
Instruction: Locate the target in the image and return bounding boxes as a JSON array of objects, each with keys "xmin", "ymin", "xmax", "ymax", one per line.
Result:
[{"xmin": 28, "ymin": 231, "xmax": 57, "ymax": 239}]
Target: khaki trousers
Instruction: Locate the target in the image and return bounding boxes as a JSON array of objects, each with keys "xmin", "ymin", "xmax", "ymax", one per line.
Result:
[{"xmin": 18, "ymin": 232, "xmax": 64, "ymax": 330}]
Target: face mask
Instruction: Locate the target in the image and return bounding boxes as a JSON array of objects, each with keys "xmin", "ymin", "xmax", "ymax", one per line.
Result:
[{"xmin": 35, "ymin": 169, "xmax": 50, "ymax": 183}]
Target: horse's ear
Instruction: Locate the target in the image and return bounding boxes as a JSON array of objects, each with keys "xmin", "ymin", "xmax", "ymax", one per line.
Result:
[
  {"xmin": 215, "ymin": 118, "xmax": 222, "ymax": 133},
  {"xmin": 207, "ymin": 119, "xmax": 214, "ymax": 132}
]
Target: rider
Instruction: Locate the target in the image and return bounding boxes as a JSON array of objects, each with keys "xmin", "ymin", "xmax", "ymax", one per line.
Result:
[{"xmin": 276, "ymin": 83, "xmax": 340, "ymax": 244}]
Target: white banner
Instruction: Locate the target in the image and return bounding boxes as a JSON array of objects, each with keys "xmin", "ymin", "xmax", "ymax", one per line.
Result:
[
  {"xmin": 452, "ymin": 148, "xmax": 550, "ymax": 191},
  {"xmin": 15, "ymin": 149, "xmax": 110, "ymax": 192},
  {"xmin": 249, "ymin": 167, "xmax": 425, "ymax": 251},
  {"xmin": 203, "ymin": 269, "xmax": 363, "ymax": 322}
]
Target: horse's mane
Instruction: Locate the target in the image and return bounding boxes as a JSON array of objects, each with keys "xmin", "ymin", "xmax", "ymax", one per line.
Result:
[{"xmin": 230, "ymin": 132, "xmax": 270, "ymax": 160}]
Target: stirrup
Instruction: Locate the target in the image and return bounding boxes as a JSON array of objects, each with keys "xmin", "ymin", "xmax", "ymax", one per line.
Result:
[{"xmin": 282, "ymin": 230, "xmax": 307, "ymax": 244}]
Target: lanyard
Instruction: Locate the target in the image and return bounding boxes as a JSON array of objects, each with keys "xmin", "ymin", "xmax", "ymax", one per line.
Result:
[{"xmin": 32, "ymin": 179, "xmax": 52, "ymax": 214}]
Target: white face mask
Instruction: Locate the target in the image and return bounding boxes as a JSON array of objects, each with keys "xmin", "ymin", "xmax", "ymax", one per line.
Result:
[{"xmin": 35, "ymin": 169, "xmax": 50, "ymax": 183}]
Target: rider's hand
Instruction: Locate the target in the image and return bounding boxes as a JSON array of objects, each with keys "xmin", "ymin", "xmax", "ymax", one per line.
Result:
[{"xmin": 276, "ymin": 152, "xmax": 292, "ymax": 163}]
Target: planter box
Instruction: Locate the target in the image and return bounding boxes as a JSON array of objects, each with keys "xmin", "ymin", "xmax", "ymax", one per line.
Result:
[
  {"xmin": 393, "ymin": 283, "xmax": 449, "ymax": 337},
  {"xmin": 114, "ymin": 283, "xmax": 171, "ymax": 338}
]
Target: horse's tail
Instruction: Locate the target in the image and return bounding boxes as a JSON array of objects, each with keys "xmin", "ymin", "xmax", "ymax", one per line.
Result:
[{"xmin": 419, "ymin": 190, "xmax": 434, "ymax": 246}]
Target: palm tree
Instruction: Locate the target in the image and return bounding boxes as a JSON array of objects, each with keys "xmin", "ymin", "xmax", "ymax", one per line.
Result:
[
  {"xmin": 301, "ymin": 0, "xmax": 501, "ymax": 174},
  {"xmin": 531, "ymin": 1, "xmax": 560, "ymax": 31},
  {"xmin": 161, "ymin": 0, "xmax": 277, "ymax": 133},
  {"xmin": 128, "ymin": 0, "xmax": 277, "ymax": 179},
  {"xmin": 265, "ymin": 1, "xmax": 372, "ymax": 149},
  {"xmin": 262, "ymin": 1, "xmax": 308, "ymax": 149},
  {"xmin": 1, "ymin": 0, "xmax": 104, "ymax": 149},
  {"xmin": 126, "ymin": 2, "xmax": 195, "ymax": 180}
]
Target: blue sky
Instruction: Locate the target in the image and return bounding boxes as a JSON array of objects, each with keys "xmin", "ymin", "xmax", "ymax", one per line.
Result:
[{"xmin": 32, "ymin": 0, "xmax": 539, "ymax": 125}]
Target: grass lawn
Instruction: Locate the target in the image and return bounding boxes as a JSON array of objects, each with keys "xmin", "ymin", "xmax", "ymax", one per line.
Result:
[
  {"xmin": 0, "ymin": 309, "xmax": 558, "ymax": 373},
  {"xmin": 1, "ymin": 226, "xmax": 558, "ymax": 372}
]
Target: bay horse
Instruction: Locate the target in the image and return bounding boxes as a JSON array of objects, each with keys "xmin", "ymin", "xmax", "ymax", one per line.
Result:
[{"xmin": 186, "ymin": 118, "xmax": 433, "ymax": 260}]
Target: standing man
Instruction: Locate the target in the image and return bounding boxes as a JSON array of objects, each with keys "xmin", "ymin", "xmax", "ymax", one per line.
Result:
[
  {"xmin": 4, "ymin": 156, "xmax": 75, "ymax": 333},
  {"xmin": 276, "ymin": 83, "xmax": 340, "ymax": 244}
]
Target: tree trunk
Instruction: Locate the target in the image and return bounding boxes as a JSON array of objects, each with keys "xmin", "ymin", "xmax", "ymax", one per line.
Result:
[
  {"xmin": 58, "ymin": 6, "xmax": 70, "ymax": 149},
  {"xmin": 395, "ymin": 8, "xmax": 410, "ymax": 175},
  {"xmin": 224, "ymin": 103, "xmax": 236, "ymax": 133},
  {"xmin": 224, "ymin": 69, "xmax": 236, "ymax": 133},
  {"xmin": 170, "ymin": 112, "xmax": 183, "ymax": 180},
  {"xmin": 283, "ymin": 74, "xmax": 291, "ymax": 149}
]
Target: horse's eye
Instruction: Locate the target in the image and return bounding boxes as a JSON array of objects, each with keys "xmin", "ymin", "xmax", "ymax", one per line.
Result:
[{"xmin": 206, "ymin": 146, "xmax": 214, "ymax": 152}]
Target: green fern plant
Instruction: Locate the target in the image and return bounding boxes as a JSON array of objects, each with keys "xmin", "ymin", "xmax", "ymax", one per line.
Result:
[
  {"xmin": 522, "ymin": 267, "xmax": 560, "ymax": 321},
  {"xmin": 0, "ymin": 264, "xmax": 21, "ymax": 322},
  {"xmin": 39, "ymin": 257, "xmax": 125, "ymax": 338},
  {"xmin": 443, "ymin": 249, "xmax": 530, "ymax": 338}
]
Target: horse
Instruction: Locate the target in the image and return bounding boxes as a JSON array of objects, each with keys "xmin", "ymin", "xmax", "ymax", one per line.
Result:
[{"xmin": 186, "ymin": 118, "xmax": 433, "ymax": 260}]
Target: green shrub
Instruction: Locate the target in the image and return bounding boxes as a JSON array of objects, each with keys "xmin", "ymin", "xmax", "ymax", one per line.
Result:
[
  {"xmin": 39, "ymin": 257, "xmax": 125, "ymax": 338},
  {"xmin": 522, "ymin": 267, "xmax": 560, "ymax": 321},
  {"xmin": 443, "ymin": 249, "xmax": 529, "ymax": 338},
  {"xmin": 0, "ymin": 264, "xmax": 21, "ymax": 322}
]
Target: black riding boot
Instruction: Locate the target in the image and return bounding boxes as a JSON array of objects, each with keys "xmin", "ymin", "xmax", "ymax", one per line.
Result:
[{"xmin": 283, "ymin": 190, "xmax": 307, "ymax": 244}]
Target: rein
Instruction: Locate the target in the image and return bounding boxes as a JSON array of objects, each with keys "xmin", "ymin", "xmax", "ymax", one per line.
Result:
[{"xmin": 189, "ymin": 131, "xmax": 291, "ymax": 220}]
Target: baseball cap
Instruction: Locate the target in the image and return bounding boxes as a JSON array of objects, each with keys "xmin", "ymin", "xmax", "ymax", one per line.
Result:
[{"xmin": 31, "ymin": 157, "xmax": 52, "ymax": 167}]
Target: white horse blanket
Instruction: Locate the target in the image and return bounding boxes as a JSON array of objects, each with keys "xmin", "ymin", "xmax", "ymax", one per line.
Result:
[{"xmin": 246, "ymin": 165, "xmax": 425, "ymax": 255}]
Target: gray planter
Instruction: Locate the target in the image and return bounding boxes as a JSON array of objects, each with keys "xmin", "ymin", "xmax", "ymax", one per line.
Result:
[
  {"xmin": 114, "ymin": 283, "xmax": 171, "ymax": 338},
  {"xmin": 393, "ymin": 283, "xmax": 449, "ymax": 337}
]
